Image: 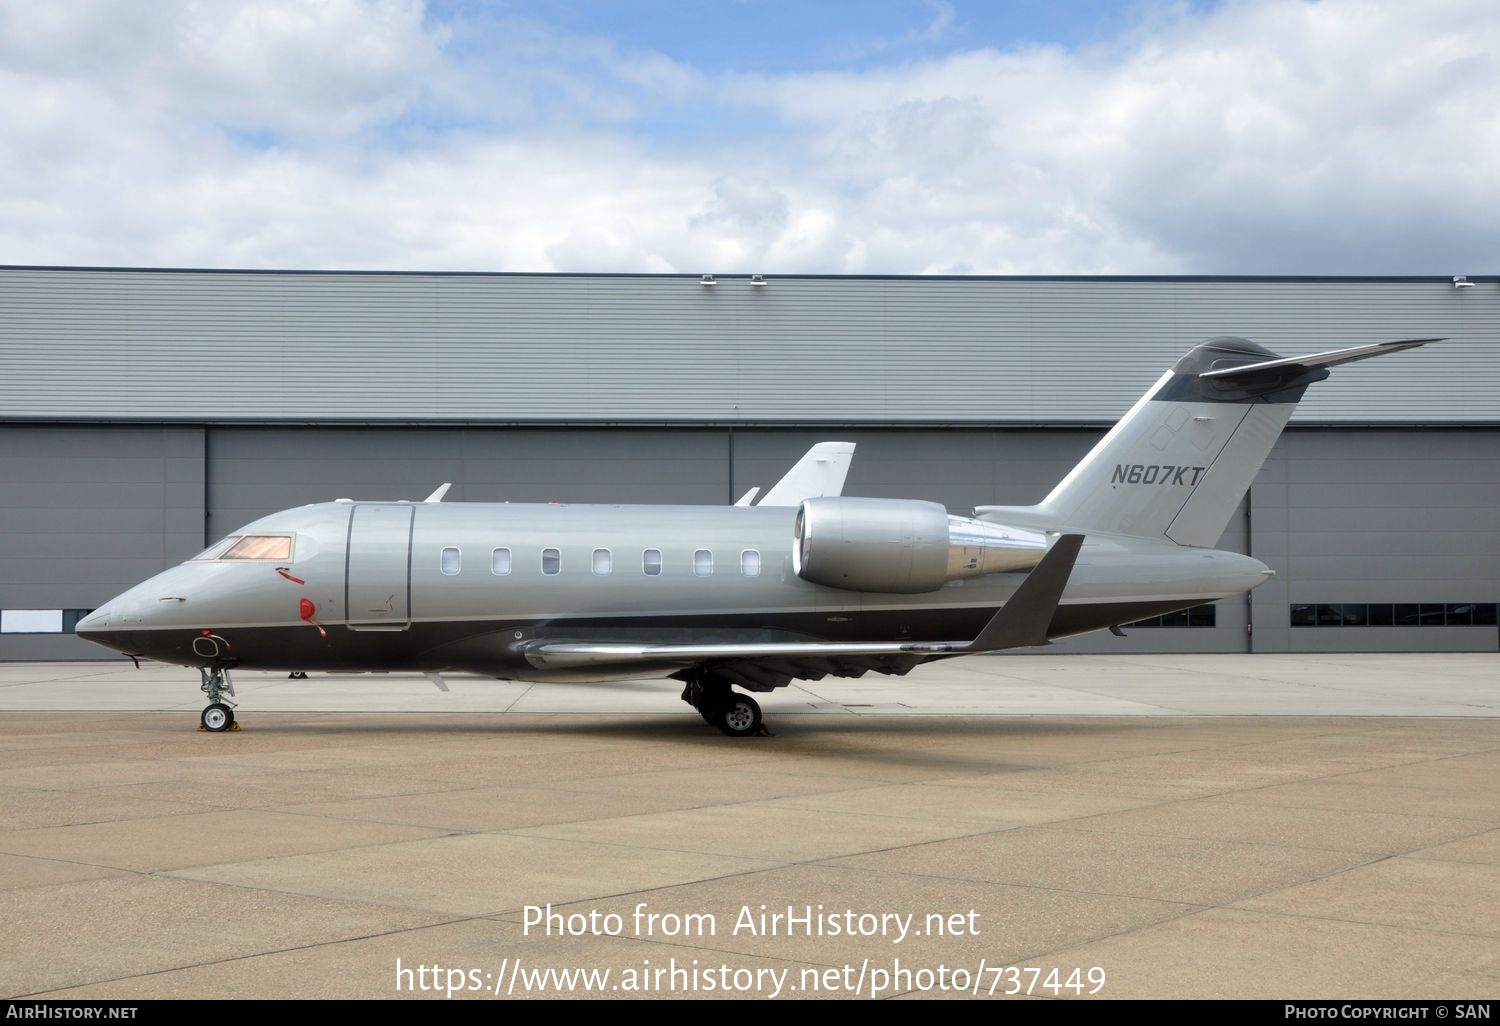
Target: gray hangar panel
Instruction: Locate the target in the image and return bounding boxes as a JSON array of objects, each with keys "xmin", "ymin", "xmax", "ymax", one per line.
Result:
[
  {"xmin": 1249, "ymin": 431, "xmax": 1500, "ymax": 654},
  {"xmin": 207, "ymin": 427, "xmax": 731, "ymax": 536},
  {"xmin": 0, "ymin": 426, "xmax": 205, "ymax": 659},
  {"xmin": 2, "ymin": 268, "xmax": 1497, "ymax": 660},
  {"xmin": 2, "ymin": 268, "xmax": 1498, "ymax": 425}
]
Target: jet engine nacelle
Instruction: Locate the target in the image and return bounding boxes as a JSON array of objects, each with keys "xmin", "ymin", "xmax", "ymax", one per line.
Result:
[{"xmin": 793, "ymin": 497, "xmax": 1051, "ymax": 594}]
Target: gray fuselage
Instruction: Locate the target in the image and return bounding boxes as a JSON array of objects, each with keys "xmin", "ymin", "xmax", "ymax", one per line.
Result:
[{"xmin": 77, "ymin": 499, "xmax": 1270, "ymax": 680}]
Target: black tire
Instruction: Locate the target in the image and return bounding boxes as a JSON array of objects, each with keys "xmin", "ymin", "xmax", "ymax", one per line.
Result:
[
  {"xmin": 201, "ymin": 703, "xmax": 233, "ymax": 732},
  {"xmin": 714, "ymin": 694, "xmax": 762, "ymax": 738}
]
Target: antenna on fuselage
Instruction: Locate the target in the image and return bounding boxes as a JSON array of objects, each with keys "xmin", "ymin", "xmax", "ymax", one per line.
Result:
[{"xmin": 424, "ymin": 483, "xmax": 452, "ymax": 503}]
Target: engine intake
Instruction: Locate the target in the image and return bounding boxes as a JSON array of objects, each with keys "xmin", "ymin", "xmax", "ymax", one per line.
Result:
[{"xmin": 793, "ymin": 497, "xmax": 1050, "ymax": 594}]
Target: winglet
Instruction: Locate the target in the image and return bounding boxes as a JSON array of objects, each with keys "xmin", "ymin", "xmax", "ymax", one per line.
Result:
[
  {"xmin": 424, "ymin": 483, "xmax": 452, "ymax": 503},
  {"xmin": 965, "ymin": 534, "xmax": 1084, "ymax": 652}
]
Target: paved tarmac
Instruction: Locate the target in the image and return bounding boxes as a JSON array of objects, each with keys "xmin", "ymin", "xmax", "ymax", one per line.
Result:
[{"xmin": 0, "ymin": 654, "xmax": 1497, "ymax": 1001}]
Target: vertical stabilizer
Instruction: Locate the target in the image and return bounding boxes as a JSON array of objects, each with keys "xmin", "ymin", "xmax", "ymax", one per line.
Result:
[{"xmin": 1027, "ymin": 336, "xmax": 1438, "ymax": 546}]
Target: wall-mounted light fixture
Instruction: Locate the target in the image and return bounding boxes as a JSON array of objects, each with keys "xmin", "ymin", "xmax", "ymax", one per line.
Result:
[
  {"xmin": 1453, "ymin": 276, "xmax": 1476, "ymax": 289},
  {"xmin": 750, "ymin": 274, "xmax": 767, "ymax": 287},
  {"xmin": 700, "ymin": 274, "xmax": 716, "ymax": 287}
]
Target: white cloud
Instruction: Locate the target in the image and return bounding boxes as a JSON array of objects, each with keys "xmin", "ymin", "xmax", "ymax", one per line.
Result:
[
  {"xmin": 0, "ymin": 0, "xmax": 1495, "ymax": 273},
  {"xmin": 736, "ymin": 0, "xmax": 1500, "ymax": 272},
  {"xmin": 0, "ymin": 0, "xmax": 441, "ymax": 139}
]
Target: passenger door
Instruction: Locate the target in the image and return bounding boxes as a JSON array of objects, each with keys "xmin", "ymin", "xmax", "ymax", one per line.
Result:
[{"xmin": 345, "ymin": 504, "xmax": 413, "ymax": 630}]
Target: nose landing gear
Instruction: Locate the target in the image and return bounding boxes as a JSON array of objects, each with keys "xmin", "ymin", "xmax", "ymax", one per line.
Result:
[{"xmin": 198, "ymin": 666, "xmax": 239, "ymax": 732}]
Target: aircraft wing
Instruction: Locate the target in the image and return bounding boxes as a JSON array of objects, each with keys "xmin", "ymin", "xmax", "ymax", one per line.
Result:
[
  {"xmin": 753, "ymin": 442, "xmax": 856, "ymax": 506},
  {"xmin": 521, "ymin": 535, "xmax": 1084, "ymax": 685},
  {"xmin": 523, "ymin": 639, "xmax": 967, "ymax": 670},
  {"xmin": 1199, "ymin": 338, "xmax": 1444, "ymax": 379}
]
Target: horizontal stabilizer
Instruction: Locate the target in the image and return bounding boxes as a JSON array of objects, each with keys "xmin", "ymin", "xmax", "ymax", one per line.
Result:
[{"xmin": 1200, "ymin": 338, "xmax": 1444, "ymax": 380}]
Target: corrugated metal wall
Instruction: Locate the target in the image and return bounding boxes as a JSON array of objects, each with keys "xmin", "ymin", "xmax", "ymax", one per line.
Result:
[
  {"xmin": 2, "ymin": 268, "xmax": 1496, "ymax": 660},
  {"xmin": 5, "ymin": 423, "xmax": 1495, "ymax": 660},
  {"xmin": 0, "ymin": 426, "xmax": 205, "ymax": 660},
  {"xmin": 1251, "ymin": 430, "xmax": 1500, "ymax": 654},
  {"xmin": 2, "ymin": 268, "xmax": 1497, "ymax": 424}
]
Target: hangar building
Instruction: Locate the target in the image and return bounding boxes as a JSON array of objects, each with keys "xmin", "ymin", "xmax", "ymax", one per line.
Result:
[{"xmin": 1, "ymin": 265, "xmax": 1496, "ymax": 660}]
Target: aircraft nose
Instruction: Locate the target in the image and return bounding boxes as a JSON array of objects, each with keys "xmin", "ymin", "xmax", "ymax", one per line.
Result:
[
  {"xmin": 72, "ymin": 600, "xmax": 135, "ymax": 655},
  {"xmin": 74, "ymin": 605, "xmax": 112, "ymax": 635}
]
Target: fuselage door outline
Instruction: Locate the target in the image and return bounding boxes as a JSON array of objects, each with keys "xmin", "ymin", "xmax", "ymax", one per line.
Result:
[{"xmin": 345, "ymin": 503, "xmax": 414, "ymax": 631}]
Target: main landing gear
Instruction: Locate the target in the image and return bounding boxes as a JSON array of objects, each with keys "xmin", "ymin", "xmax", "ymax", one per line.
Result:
[
  {"xmin": 681, "ymin": 674, "xmax": 769, "ymax": 738},
  {"xmin": 199, "ymin": 666, "xmax": 238, "ymax": 733}
]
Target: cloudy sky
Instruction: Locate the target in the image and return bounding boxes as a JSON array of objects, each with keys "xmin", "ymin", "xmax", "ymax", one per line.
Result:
[{"xmin": 1, "ymin": 0, "xmax": 1495, "ymax": 274}]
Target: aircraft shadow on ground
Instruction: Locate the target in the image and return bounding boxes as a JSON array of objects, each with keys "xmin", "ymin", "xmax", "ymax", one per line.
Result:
[{"xmin": 209, "ymin": 712, "xmax": 1157, "ymax": 774}]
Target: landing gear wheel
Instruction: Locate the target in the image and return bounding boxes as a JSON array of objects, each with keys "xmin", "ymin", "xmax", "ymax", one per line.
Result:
[
  {"xmin": 197, "ymin": 666, "xmax": 238, "ymax": 732},
  {"xmin": 201, "ymin": 703, "xmax": 233, "ymax": 732},
  {"xmin": 714, "ymin": 694, "xmax": 763, "ymax": 738},
  {"xmin": 681, "ymin": 674, "xmax": 772, "ymax": 737}
]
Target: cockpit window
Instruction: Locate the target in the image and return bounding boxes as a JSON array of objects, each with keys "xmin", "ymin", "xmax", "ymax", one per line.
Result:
[
  {"xmin": 190, "ymin": 537, "xmax": 240, "ymax": 561},
  {"xmin": 220, "ymin": 535, "xmax": 294, "ymax": 560}
]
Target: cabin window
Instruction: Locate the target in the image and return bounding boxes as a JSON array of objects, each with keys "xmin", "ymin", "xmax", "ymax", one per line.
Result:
[
  {"xmin": 741, "ymin": 549, "xmax": 761, "ymax": 577},
  {"xmin": 491, "ymin": 548, "xmax": 512, "ymax": 576},
  {"xmin": 694, "ymin": 549, "xmax": 713, "ymax": 577},
  {"xmin": 440, "ymin": 547, "xmax": 461, "ymax": 575},
  {"xmin": 542, "ymin": 548, "xmax": 561, "ymax": 576},
  {"xmin": 643, "ymin": 549, "xmax": 662, "ymax": 576},
  {"xmin": 592, "ymin": 548, "xmax": 612, "ymax": 575},
  {"xmin": 221, "ymin": 535, "xmax": 294, "ymax": 561}
]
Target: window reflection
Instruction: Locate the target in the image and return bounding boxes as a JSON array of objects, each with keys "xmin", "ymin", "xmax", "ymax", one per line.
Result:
[{"xmin": 221, "ymin": 536, "xmax": 293, "ymax": 560}]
